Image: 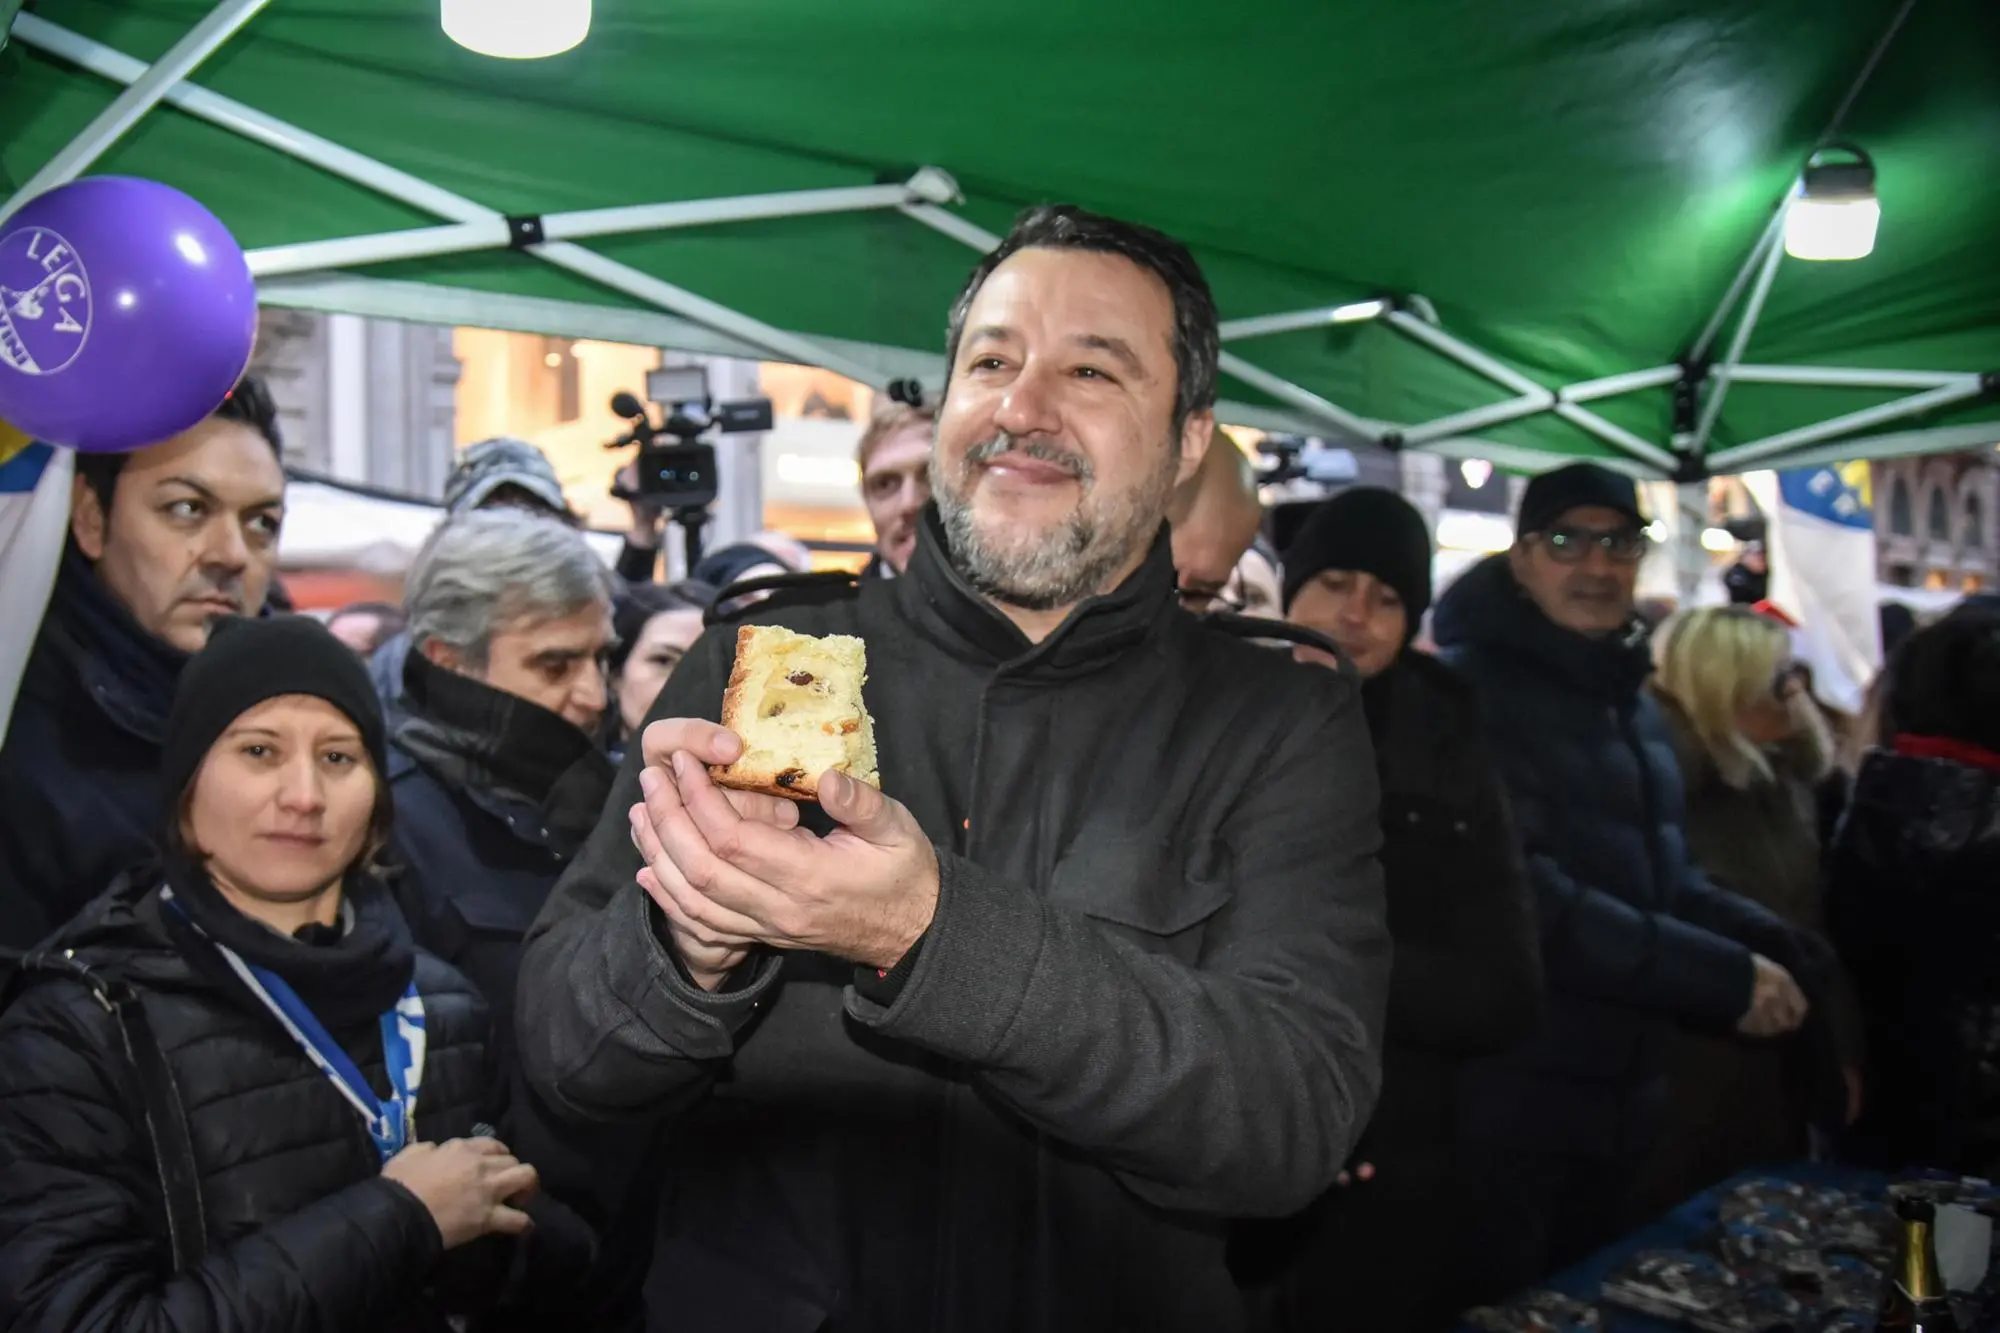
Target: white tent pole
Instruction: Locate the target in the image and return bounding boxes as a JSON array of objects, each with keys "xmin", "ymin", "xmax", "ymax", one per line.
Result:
[
  {"xmin": 1399, "ymin": 395, "xmax": 1550, "ymax": 447},
  {"xmin": 2, "ymin": 0, "xmax": 270, "ymax": 218},
  {"xmin": 1218, "ymin": 302, "xmax": 1387, "ymax": 340},
  {"xmin": 1565, "ymin": 365, "xmax": 1684, "ymax": 401},
  {"xmin": 898, "ymin": 202, "xmax": 1387, "ymax": 441},
  {"xmin": 1687, "ymin": 219, "xmax": 1787, "ymax": 459},
  {"xmin": 1688, "ymin": 209, "xmax": 1786, "ymax": 368},
  {"xmin": 248, "ymin": 182, "xmax": 928, "ymax": 278},
  {"xmin": 1727, "ymin": 364, "xmax": 1976, "ymax": 390},
  {"xmin": 10, "ymin": 12, "xmax": 891, "ymax": 387},
  {"xmin": 897, "ymin": 202, "xmax": 1002, "ymax": 251},
  {"xmin": 1213, "ymin": 351, "xmax": 1383, "ymax": 440},
  {"xmin": 1393, "ymin": 366, "xmax": 1682, "ymax": 447},
  {"xmin": 1384, "ymin": 310, "xmax": 1679, "ymax": 472},
  {"xmin": 1737, "ymin": 420, "xmax": 2000, "ymax": 472},
  {"xmin": 1707, "ymin": 378, "xmax": 1993, "ymax": 472}
]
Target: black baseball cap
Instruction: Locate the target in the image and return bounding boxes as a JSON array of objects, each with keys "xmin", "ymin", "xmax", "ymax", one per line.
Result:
[{"xmin": 1517, "ymin": 462, "xmax": 1645, "ymax": 536}]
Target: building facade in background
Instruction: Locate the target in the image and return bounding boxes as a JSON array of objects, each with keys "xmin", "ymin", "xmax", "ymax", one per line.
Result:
[{"xmin": 1873, "ymin": 453, "xmax": 1995, "ymax": 593}]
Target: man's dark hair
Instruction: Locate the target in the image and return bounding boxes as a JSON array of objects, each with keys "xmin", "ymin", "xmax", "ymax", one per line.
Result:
[
  {"xmin": 1888, "ymin": 611, "xmax": 2000, "ymax": 753},
  {"xmin": 73, "ymin": 374, "xmax": 283, "ymax": 515},
  {"xmin": 944, "ymin": 205, "xmax": 1220, "ymax": 433}
]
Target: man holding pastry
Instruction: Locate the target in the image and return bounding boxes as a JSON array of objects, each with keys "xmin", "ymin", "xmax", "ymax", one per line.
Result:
[{"xmin": 517, "ymin": 206, "xmax": 1391, "ymax": 1333}]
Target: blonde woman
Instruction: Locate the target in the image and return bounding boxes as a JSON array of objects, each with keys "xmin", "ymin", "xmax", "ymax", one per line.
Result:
[{"xmin": 1628, "ymin": 606, "xmax": 1859, "ymax": 1220}]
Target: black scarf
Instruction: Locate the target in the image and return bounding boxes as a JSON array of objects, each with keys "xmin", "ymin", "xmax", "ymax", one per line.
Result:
[
  {"xmin": 45, "ymin": 543, "xmax": 190, "ymax": 738},
  {"xmin": 159, "ymin": 855, "xmax": 416, "ymax": 1031},
  {"xmin": 394, "ymin": 651, "xmax": 615, "ymax": 844}
]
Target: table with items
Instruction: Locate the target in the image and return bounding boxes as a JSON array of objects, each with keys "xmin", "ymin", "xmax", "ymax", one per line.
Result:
[{"xmin": 1458, "ymin": 1167, "xmax": 1999, "ymax": 1333}]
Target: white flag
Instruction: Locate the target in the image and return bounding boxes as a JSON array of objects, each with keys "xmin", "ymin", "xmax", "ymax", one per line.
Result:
[
  {"xmin": 0, "ymin": 425, "xmax": 72, "ymax": 742},
  {"xmin": 1743, "ymin": 464, "xmax": 1881, "ymax": 715}
]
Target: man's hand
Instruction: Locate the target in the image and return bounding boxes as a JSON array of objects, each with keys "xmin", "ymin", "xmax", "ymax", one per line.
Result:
[
  {"xmin": 631, "ymin": 724, "xmax": 939, "ymax": 972},
  {"xmin": 616, "ymin": 462, "xmax": 668, "ymax": 547},
  {"xmin": 1737, "ymin": 953, "xmax": 1809, "ymax": 1038},
  {"xmin": 632, "ymin": 720, "xmax": 802, "ymax": 989}
]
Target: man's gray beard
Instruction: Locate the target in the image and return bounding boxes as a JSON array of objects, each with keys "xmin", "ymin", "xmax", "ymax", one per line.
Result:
[{"xmin": 933, "ymin": 434, "xmax": 1178, "ymax": 613}]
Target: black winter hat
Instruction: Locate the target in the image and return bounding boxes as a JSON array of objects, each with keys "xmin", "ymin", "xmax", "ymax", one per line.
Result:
[
  {"xmin": 161, "ymin": 615, "xmax": 390, "ymax": 805},
  {"xmin": 692, "ymin": 542, "xmax": 788, "ymax": 591},
  {"xmin": 1516, "ymin": 462, "xmax": 1644, "ymax": 536},
  {"xmin": 1281, "ymin": 487, "xmax": 1434, "ymax": 627}
]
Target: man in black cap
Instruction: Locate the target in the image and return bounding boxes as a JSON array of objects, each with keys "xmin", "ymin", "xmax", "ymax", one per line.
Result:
[{"xmin": 1431, "ymin": 462, "xmax": 1827, "ymax": 1303}]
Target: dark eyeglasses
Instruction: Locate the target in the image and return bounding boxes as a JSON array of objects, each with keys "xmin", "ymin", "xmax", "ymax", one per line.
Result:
[{"xmin": 1537, "ymin": 524, "xmax": 1650, "ymax": 565}]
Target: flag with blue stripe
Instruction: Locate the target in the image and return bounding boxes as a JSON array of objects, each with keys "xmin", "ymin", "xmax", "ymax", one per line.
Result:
[{"xmin": 0, "ymin": 423, "xmax": 72, "ymax": 741}]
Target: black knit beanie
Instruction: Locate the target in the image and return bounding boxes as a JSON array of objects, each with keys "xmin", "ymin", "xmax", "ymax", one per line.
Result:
[
  {"xmin": 160, "ymin": 615, "xmax": 390, "ymax": 804},
  {"xmin": 1280, "ymin": 488, "xmax": 1434, "ymax": 629}
]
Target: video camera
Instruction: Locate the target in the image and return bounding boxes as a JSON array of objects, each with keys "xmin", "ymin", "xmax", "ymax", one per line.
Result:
[
  {"xmin": 607, "ymin": 365, "xmax": 774, "ymax": 567},
  {"xmin": 1253, "ymin": 434, "xmax": 1359, "ymax": 490}
]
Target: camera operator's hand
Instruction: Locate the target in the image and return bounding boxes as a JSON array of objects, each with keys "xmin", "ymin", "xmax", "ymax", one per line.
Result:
[{"xmin": 616, "ymin": 462, "xmax": 667, "ymax": 547}]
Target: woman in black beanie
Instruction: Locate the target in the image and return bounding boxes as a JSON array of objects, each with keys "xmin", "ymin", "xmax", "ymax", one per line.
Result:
[
  {"xmin": 1238, "ymin": 489, "xmax": 1544, "ymax": 1333},
  {"xmin": 0, "ymin": 615, "xmax": 589, "ymax": 1332}
]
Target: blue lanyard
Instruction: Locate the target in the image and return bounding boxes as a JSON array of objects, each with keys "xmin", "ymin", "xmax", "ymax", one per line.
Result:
[{"xmin": 163, "ymin": 889, "xmax": 426, "ymax": 1162}]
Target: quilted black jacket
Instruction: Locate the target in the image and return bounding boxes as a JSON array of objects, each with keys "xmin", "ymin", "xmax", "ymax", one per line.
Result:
[
  {"xmin": 1432, "ymin": 555, "xmax": 1810, "ymax": 1158},
  {"xmin": 0, "ymin": 875, "xmax": 560, "ymax": 1332}
]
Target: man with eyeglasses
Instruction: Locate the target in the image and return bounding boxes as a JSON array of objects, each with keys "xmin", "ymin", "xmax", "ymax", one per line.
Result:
[{"xmin": 1432, "ymin": 462, "xmax": 1824, "ymax": 1306}]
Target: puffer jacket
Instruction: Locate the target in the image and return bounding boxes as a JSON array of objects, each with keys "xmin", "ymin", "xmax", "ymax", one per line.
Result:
[
  {"xmin": 1828, "ymin": 744, "xmax": 2000, "ymax": 1178},
  {"xmin": 0, "ymin": 873, "xmax": 577, "ymax": 1332},
  {"xmin": 1432, "ymin": 555, "xmax": 1810, "ymax": 1159}
]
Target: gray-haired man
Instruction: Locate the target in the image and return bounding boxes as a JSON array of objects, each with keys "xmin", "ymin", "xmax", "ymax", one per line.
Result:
[
  {"xmin": 387, "ymin": 507, "xmax": 617, "ymax": 1045},
  {"xmin": 386, "ymin": 505, "xmax": 663, "ymax": 1323}
]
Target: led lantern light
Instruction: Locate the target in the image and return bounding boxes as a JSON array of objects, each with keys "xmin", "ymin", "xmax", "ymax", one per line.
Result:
[
  {"xmin": 442, "ymin": 0, "xmax": 591, "ymax": 60},
  {"xmin": 1784, "ymin": 145, "xmax": 1880, "ymax": 262}
]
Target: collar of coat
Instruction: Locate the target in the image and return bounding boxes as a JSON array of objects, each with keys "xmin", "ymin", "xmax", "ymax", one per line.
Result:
[
  {"xmin": 392, "ymin": 650, "xmax": 614, "ymax": 838},
  {"xmin": 35, "ymin": 543, "xmax": 193, "ymax": 743},
  {"xmin": 895, "ymin": 503, "xmax": 1180, "ymax": 681},
  {"xmin": 1432, "ymin": 552, "xmax": 1653, "ymax": 703}
]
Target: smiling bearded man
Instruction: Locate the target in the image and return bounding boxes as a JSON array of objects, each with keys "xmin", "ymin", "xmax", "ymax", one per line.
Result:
[{"xmin": 516, "ymin": 204, "xmax": 1390, "ymax": 1333}]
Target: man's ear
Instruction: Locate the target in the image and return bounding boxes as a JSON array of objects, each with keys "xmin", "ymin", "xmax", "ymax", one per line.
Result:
[
  {"xmin": 418, "ymin": 638, "xmax": 466, "ymax": 673},
  {"xmin": 71, "ymin": 476, "xmax": 109, "ymax": 562},
  {"xmin": 1175, "ymin": 409, "xmax": 1217, "ymax": 489}
]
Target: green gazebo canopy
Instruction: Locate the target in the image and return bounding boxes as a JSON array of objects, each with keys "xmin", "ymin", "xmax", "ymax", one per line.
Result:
[{"xmin": 4, "ymin": 0, "xmax": 1996, "ymax": 476}]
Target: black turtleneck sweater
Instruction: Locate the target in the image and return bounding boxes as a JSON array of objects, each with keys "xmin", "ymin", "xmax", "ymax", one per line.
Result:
[{"xmin": 515, "ymin": 503, "xmax": 1392, "ymax": 1333}]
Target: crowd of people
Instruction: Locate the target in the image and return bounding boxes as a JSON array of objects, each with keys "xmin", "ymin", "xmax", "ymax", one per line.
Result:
[{"xmin": 0, "ymin": 203, "xmax": 1994, "ymax": 1333}]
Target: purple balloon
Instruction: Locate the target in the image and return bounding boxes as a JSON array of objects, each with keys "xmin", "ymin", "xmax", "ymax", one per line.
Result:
[{"xmin": 0, "ymin": 176, "xmax": 256, "ymax": 454}]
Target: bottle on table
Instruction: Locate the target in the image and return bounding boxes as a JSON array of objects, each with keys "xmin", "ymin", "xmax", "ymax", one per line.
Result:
[{"xmin": 1875, "ymin": 1195, "xmax": 1961, "ymax": 1333}]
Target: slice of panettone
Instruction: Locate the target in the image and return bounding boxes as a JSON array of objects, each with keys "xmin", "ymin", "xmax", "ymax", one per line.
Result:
[{"xmin": 709, "ymin": 625, "xmax": 879, "ymax": 802}]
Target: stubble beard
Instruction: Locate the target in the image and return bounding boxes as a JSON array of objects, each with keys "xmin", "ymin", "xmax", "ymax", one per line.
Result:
[{"xmin": 933, "ymin": 432, "xmax": 1179, "ymax": 612}]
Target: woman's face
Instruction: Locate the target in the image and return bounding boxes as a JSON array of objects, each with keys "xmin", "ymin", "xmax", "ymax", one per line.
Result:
[
  {"xmin": 1287, "ymin": 569, "xmax": 1409, "ymax": 679},
  {"xmin": 616, "ymin": 608, "xmax": 707, "ymax": 735},
  {"xmin": 183, "ymin": 694, "xmax": 377, "ymax": 908},
  {"xmin": 1737, "ymin": 659, "xmax": 1808, "ymax": 746}
]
